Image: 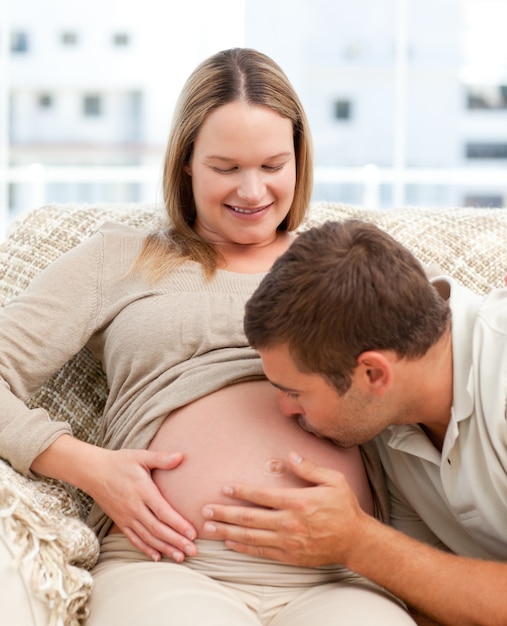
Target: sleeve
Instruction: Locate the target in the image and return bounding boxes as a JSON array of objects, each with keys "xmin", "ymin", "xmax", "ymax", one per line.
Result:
[
  {"xmin": 359, "ymin": 441, "xmax": 390, "ymax": 523},
  {"xmin": 387, "ymin": 477, "xmax": 450, "ymax": 552},
  {"xmin": 0, "ymin": 230, "xmax": 106, "ymax": 475}
]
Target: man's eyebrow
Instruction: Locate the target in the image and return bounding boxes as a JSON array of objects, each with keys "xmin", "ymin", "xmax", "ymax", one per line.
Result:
[{"xmin": 268, "ymin": 380, "xmax": 300, "ymax": 393}]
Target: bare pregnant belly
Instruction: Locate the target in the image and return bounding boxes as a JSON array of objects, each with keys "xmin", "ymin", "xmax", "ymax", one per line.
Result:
[{"xmin": 149, "ymin": 380, "xmax": 373, "ymax": 536}]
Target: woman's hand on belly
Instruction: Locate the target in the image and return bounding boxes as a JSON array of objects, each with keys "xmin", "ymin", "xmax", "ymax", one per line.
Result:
[
  {"xmin": 200, "ymin": 452, "xmax": 370, "ymax": 568},
  {"xmin": 93, "ymin": 447, "xmax": 197, "ymax": 562}
]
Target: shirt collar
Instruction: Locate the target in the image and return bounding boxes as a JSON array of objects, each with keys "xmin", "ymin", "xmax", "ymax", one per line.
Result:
[
  {"xmin": 432, "ymin": 276, "xmax": 481, "ymax": 424},
  {"xmin": 383, "ymin": 424, "xmax": 442, "ymax": 464},
  {"xmin": 384, "ymin": 276, "xmax": 481, "ymax": 460}
]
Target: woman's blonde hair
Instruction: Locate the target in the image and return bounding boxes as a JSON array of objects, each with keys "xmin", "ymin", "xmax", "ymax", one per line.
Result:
[{"xmin": 136, "ymin": 47, "xmax": 313, "ymax": 280}]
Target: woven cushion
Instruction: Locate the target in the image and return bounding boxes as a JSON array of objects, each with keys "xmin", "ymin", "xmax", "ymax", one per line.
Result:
[{"xmin": 302, "ymin": 203, "xmax": 507, "ymax": 294}]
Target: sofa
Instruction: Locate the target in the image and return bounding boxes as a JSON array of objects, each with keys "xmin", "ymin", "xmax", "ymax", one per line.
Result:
[{"xmin": 1, "ymin": 200, "xmax": 507, "ymax": 625}]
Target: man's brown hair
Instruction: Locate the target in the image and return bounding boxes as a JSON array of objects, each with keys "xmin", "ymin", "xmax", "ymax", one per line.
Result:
[{"xmin": 244, "ymin": 220, "xmax": 450, "ymax": 393}]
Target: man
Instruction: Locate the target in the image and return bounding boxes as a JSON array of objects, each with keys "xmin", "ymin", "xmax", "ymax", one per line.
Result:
[{"xmin": 201, "ymin": 220, "xmax": 507, "ymax": 626}]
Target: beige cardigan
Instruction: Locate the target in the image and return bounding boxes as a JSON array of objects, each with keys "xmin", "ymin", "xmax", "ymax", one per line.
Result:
[{"xmin": 0, "ymin": 220, "xmax": 389, "ymax": 537}]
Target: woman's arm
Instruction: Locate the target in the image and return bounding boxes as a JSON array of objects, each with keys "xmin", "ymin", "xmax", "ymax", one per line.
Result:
[
  {"xmin": 0, "ymin": 233, "xmax": 105, "ymax": 472},
  {"xmin": 0, "ymin": 231, "xmax": 197, "ymax": 560},
  {"xmin": 32, "ymin": 434, "xmax": 197, "ymax": 561}
]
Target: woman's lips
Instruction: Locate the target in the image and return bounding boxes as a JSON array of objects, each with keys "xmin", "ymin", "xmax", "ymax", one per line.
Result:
[{"xmin": 226, "ymin": 203, "xmax": 271, "ymax": 215}]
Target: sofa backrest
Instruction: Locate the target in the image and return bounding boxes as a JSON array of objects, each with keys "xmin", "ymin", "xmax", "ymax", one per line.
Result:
[
  {"xmin": 1, "ymin": 201, "xmax": 507, "ymax": 516},
  {"xmin": 302, "ymin": 203, "xmax": 507, "ymax": 295}
]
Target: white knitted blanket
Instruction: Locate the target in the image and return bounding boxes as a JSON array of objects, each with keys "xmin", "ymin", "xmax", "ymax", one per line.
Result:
[{"xmin": 0, "ymin": 459, "xmax": 99, "ymax": 625}]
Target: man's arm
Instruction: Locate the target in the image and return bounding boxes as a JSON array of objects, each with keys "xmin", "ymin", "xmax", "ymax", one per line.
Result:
[
  {"xmin": 409, "ymin": 608, "xmax": 443, "ymax": 626},
  {"xmin": 202, "ymin": 454, "xmax": 507, "ymax": 626}
]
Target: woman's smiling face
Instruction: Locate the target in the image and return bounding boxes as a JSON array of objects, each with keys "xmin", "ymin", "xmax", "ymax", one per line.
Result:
[{"xmin": 185, "ymin": 101, "xmax": 296, "ymax": 249}]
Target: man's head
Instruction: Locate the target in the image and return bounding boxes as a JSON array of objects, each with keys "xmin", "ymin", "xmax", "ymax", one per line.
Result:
[{"xmin": 244, "ymin": 219, "xmax": 450, "ymax": 397}]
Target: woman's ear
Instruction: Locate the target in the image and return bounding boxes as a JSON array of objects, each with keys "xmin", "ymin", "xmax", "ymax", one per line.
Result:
[{"xmin": 355, "ymin": 351, "xmax": 393, "ymax": 397}]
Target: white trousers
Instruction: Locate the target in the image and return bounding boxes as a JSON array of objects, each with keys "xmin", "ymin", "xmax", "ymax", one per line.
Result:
[{"xmin": 88, "ymin": 535, "xmax": 415, "ymax": 626}]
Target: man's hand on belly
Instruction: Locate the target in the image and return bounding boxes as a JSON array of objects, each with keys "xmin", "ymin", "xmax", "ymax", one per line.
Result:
[{"xmin": 200, "ymin": 452, "xmax": 366, "ymax": 567}]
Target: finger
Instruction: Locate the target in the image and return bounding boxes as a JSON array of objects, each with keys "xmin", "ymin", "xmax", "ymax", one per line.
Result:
[
  {"xmin": 224, "ymin": 540, "xmax": 295, "ymax": 563},
  {"xmin": 201, "ymin": 521, "xmax": 310, "ymax": 566},
  {"xmin": 142, "ymin": 494, "xmax": 198, "ymax": 549},
  {"xmin": 121, "ymin": 525, "xmax": 163, "ymax": 562},
  {"xmin": 201, "ymin": 508, "xmax": 336, "ymax": 568},
  {"xmin": 122, "ymin": 524, "xmax": 188, "ymax": 563},
  {"xmin": 125, "ymin": 511, "xmax": 197, "ymax": 561},
  {"xmin": 149, "ymin": 494, "xmax": 197, "ymax": 542},
  {"xmin": 224, "ymin": 538, "xmax": 328, "ymax": 567},
  {"xmin": 202, "ymin": 517, "xmax": 281, "ymax": 547},
  {"xmin": 216, "ymin": 457, "xmax": 344, "ymax": 510},
  {"xmin": 218, "ymin": 483, "xmax": 306, "ymax": 510},
  {"xmin": 144, "ymin": 450, "xmax": 185, "ymax": 471},
  {"xmin": 287, "ymin": 452, "xmax": 343, "ymax": 486},
  {"xmin": 202, "ymin": 503, "xmax": 282, "ymax": 531}
]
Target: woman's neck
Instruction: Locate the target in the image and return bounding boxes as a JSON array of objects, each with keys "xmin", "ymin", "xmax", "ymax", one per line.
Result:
[{"xmin": 216, "ymin": 231, "xmax": 296, "ymax": 274}]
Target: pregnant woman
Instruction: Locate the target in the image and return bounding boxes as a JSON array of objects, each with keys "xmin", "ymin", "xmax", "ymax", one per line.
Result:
[{"xmin": 0, "ymin": 48, "xmax": 415, "ymax": 625}]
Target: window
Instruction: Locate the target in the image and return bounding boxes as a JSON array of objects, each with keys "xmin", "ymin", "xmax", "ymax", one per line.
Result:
[
  {"xmin": 464, "ymin": 194, "xmax": 503, "ymax": 208},
  {"xmin": 343, "ymin": 44, "xmax": 363, "ymax": 61},
  {"xmin": 467, "ymin": 85, "xmax": 507, "ymax": 110},
  {"xmin": 466, "ymin": 143, "xmax": 507, "ymax": 159},
  {"xmin": 38, "ymin": 94, "xmax": 54, "ymax": 109},
  {"xmin": 83, "ymin": 95, "xmax": 102, "ymax": 117},
  {"xmin": 10, "ymin": 32, "xmax": 29, "ymax": 53},
  {"xmin": 61, "ymin": 32, "xmax": 78, "ymax": 46},
  {"xmin": 334, "ymin": 99, "xmax": 352, "ymax": 120},
  {"xmin": 113, "ymin": 33, "xmax": 130, "ymax": 46}
]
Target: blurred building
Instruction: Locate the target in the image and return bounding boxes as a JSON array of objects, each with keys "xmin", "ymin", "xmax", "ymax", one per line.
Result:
[
  {"xmin": 3, "ymin": 0, "xmax": 244, "ymax": 215},
  {"xmin": 1, "ymin": 0, "xmax": 507, "ymax": 221},
  {"xmin": 244, "ymin": 0, "xmax": 507, "ymax": 208}
]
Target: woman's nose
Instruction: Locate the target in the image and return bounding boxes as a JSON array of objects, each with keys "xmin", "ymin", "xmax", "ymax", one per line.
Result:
[{"xmin": 236, "ymin": 171, "xmax": 265, "ymax": 203}]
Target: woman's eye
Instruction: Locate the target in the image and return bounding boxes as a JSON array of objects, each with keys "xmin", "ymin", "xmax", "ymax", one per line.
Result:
[
  {"xmin": 211, "ymin": 164, "xmax": 283, "ymax": 174},
  {"xmin": 212, "ymin": 166, "xmax": 237, "ymax": 174},
  {"xmin": 263, "ymin": 165, "xmax": 283, "ymax": 172}
]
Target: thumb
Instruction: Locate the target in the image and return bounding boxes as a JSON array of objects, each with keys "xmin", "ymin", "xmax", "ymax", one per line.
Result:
[
  {"xmin": 145, "ymin": 450, "xmax": 184, "ymax": 471},
  {"xmin": 288, "ymin": 452, "xmax": 340, "ymax": 486}
]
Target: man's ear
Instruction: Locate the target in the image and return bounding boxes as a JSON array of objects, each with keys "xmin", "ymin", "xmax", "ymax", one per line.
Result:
[{"xmin": 355, "ymin": 351, "xmax": 393, "ymax": 397}]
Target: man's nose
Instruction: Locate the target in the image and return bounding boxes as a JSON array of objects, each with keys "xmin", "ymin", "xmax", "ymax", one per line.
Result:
[{"xmin": 277, "ymin": 390, "xmax": 301, "ymax": 417}]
